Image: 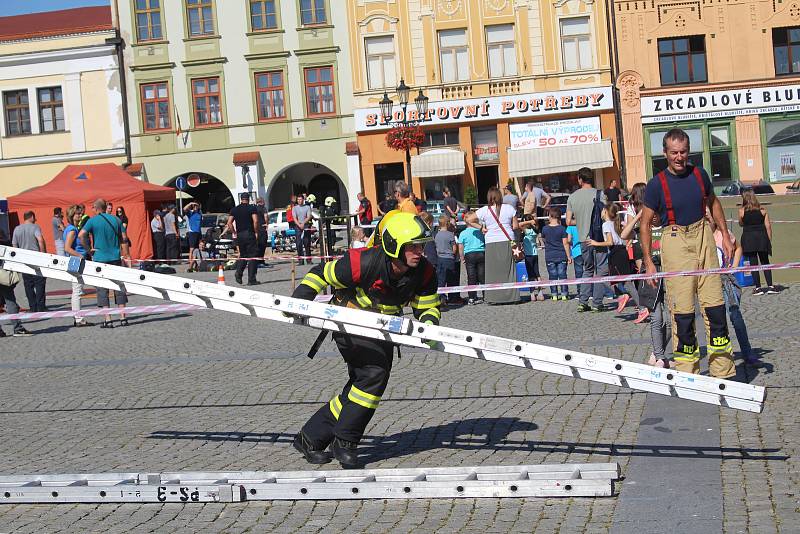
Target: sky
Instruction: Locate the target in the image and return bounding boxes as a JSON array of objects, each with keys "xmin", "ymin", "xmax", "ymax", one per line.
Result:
[{"xmin": 2, "ymin": 0, "xmax": 110, "ymax": 17}]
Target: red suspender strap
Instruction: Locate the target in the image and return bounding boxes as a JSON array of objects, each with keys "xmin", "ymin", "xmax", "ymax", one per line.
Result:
[
  {"xmin": 349, "ymin": 248, "xmax": 362, "ymax": 284},
  {"xmin": 692, "ymin": 166, "xmax": 707, "ymax": 215},
  {"xmin": 657, "ymin": 171, "xmax": 676, "ymax": 226}
]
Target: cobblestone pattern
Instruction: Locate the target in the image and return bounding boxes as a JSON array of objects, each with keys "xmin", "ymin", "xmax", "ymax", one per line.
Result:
[{"xmin": 0, "ymin": 264, "xmax": 796, "ymax": 533}]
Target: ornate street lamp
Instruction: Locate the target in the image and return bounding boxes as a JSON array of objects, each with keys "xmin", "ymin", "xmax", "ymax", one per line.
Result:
[{"xmin": 381, "ymin": 79, "xmax": 428, "ymax": 188}]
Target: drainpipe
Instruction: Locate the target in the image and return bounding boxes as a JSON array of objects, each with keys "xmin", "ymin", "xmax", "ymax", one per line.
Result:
[
  {"xmin": 106, "ymin": 1, "xmax": 132, "ymax": 166},
  {"xmin": 606, "ymin": 0, "xmax": 627, "ymax": 188}
]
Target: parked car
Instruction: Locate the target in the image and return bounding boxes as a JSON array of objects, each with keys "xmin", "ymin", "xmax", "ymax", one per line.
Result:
[
  {"xmin": 720, "ymin": 181, "xmax": 775, "ymax": 196},
  {"xmin": 786, "ymin": 178, "xmax": 800, "ymax": 194},
  {"xmin": 426, "ymin": 199, "xmax": 467, "ymax": 227}
]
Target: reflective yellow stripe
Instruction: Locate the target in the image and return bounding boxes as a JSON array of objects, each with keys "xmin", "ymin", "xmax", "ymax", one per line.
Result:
[
  {"xmin": 415, "ymin": 294, "xmax": 439, "ymax": 304},
  {"xmin": 411, "ymin": 296, "xmax": 441, "ymax": 310},
  {"xmin": 419, "ymin": 307, "xmax": 441, "ymax": 321},
  {"xmin": 329, "ymin": 395, "xmax": 342, "ymax": 419},
  {"xmin": 378, "ymin": 304, "xmax": 402, "ymax": 314},
  {"xmin": 355, "ymin": 287, "xmax": 373, "ymax": 308},
  {"xmin": 348, "ymin": 385, "xmax": 380, "ymax": 409},
  {"xmin": 324, "ymin": 261, "xmax": 346, "ymax": 289},
  {"xmin": 674, "ymin": 345, "xmax": 700, "ymax": 362},
  {"xmin": 301, "ymin": 275, "xmax": 326, "ymax": 293},
  {"xmin": 708, "ymin": 337, "xmax": 732, "ymax": 355}
]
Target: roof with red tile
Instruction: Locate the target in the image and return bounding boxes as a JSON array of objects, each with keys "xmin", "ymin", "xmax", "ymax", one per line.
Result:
[
  {"xmin": 233, "ymin": 151, "xmax": 261, "ymax": 165},
  {"xmin": 0, "ymin": 6, "xmax": 113, "ymax": 43}
]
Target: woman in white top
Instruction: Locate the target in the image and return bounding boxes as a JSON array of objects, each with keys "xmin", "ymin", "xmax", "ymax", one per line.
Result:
[{"xmin": 475, "ymin": 186, "xmax": 520, "ymax": 304}]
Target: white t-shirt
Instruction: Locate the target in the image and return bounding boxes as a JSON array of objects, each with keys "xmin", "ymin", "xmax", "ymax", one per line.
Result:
[
  {"xmin": 476, "ymin": 204, "xmax": 516, "ymax": 244},
  {"xmin": 602, "ymin": 220, "xmax": 624, "ymax": 245}
]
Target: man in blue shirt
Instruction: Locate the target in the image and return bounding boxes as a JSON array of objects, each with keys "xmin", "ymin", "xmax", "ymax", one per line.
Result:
[
  {"xmin": 184, "ymin": 201, "xmax": 203, "ymax": 272},
  {"xmin": 639, "ymin": 128, "xmax": 735, "ymax": 378},
  {"xmin": 79, "ymin": 198, "xmax": 130, "ymax": 328}
]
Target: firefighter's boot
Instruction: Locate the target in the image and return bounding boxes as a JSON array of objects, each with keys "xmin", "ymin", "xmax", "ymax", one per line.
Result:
[
  {"xmin": 293, "ymin": 432, "xmax": 331, "ymax": 465},
  {"xmin": 331, "ymin": 437, "xmax": 359, "ymax": 469}
]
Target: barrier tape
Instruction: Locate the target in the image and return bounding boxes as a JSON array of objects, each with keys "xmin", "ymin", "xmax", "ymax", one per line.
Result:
[
  {"xmin": 0, "ymin": 303, "xmax": 202, "ymax": 322},
  {"xmin": 134, "ymin": 254, "xmax": 342, "ymax": 264}
]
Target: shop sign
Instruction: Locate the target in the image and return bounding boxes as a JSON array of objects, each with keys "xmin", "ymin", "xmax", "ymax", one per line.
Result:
[
  {"xmin": 509, "ymin": 117, "xmax": 601, "ymax": 150},
  {"xmin": 641, "ymin": 83, "xmax": 800, "ymax": 123},
  {"xmin": 472, "ymin": 128, "xmax": 499, "ymax": 162},
  {"xmin": 355, "ymin": 86, "xmax": 613, "ymax": 132}
]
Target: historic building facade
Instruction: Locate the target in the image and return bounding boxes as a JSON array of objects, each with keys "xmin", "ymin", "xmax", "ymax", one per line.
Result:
[
  {"xmin": 615, "ymin": 0, "xmax": 800, "ymax": 192},
  {"xmin": 0, "ymin": 7, "xmax": 126, "ymax": 198},
  {"xmin": 114, "ymin": 0, "xmax": 357, "ymax": 213},
  {"xmin": 347, "ymin": 0, "xmax": 621, "ymax": 206}
]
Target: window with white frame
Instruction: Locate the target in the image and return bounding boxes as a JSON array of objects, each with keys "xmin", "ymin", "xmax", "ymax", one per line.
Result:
[
  {"xmin": 439, "ymin": 29, "xmax": 469, "ymax": 82},
  {"xmin": 560, "ymin": 17, "xmax": 592, "ymax": 71},
  {"xmin": 486, "ymin": 25, "xmax": 517, "ymax": 78},
  {"xmin": 365, "ymin": 36, "xmax": 396, "ymax": 90}
]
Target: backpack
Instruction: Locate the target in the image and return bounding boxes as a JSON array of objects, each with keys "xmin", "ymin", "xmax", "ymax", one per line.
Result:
[{"xmin": 589, "ymin": 190, "xmax": 604, "ymax": 242}]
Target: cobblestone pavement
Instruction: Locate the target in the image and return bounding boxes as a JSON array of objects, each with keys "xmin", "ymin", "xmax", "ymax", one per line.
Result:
[{"xmin": 0, "ymin": 261, "xmax": 797, "ymax": 533}]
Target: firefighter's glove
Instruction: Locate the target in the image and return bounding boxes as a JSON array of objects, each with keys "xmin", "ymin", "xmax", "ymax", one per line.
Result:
[{"xmin": 423, "ymin": 321, "xmax": 439, "ymax": 350}]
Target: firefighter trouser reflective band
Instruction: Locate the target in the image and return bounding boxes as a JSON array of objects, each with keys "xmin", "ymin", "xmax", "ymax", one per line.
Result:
[
  {"xmin": 302, "ymin": 333, "xmax": 394, "ymax": 448},
  {"xmin": 661, "ymin": 219, "xmax": 735, "ymax": 378}
]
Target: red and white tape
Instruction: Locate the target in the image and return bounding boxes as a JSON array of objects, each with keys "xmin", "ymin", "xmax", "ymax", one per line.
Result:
[
  {"xmin": 135, "ymin": 254, "xmax": 341, "ymax": 264},
  {"xmin": 0, "ymin": 303, "xmax": 202, "ymax": 322}
]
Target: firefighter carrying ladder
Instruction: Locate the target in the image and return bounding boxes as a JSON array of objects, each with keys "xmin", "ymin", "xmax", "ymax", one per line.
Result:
[{"xmin": 0, "ymin": 246, "xmax": 766, "ymax": 413}]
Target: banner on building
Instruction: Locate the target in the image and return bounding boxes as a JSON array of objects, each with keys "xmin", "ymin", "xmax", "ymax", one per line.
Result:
[
  {"xmin": 509, "ymin": 117, "xmax": 602, "ymax": 150},
  {"xmin": 641, "ymin": 83, "xmax": 800, "ymax": 123},
  {"xmin": 355, "ymin": 86, "xmax": 613, "ymax": 132}
]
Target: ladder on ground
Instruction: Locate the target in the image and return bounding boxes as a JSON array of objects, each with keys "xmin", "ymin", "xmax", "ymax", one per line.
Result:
[
  {"xmin": 0, "ymin": 463, "xmax": 620, "ymax": 503},
  {"xmin": 0, "ymin": 246, "xmax": 766, "ymax": 413}
]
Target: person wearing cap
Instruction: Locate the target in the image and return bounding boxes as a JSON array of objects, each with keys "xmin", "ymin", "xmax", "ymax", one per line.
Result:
[
  {"xmin": 290, "ymin": 212, "xmax": 440, "ymax": 469},
  {"xmin": 226, "ymin": 192, "xmax": 260, "ymax": 285}
]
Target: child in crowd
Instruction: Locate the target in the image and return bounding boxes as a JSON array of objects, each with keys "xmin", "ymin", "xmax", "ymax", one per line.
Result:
[
  {"xmin": 589, "ymin": 202, "xmax": 643, "ymax": 317},
  {"xmin": 435, "ymin": 215, "xmax": 462, "ymax": 305},
  {"xmin": 188, "ymin": 238, "xmax": 210, "ymax": 272},
  {"xmin": 707, "ymin": 212, "xmax": 760, "ymax": 366},
  {"xmin": 457, "ymin": 211, "xmax": 486, "ymax": 305},
  {"xmin": 419, "ymin": 211, "xmax": 438, "ymax": 268},
  {"xmin": 518, "ymin": 215, "xmax": 544, "ymax": 301},
  {"xmin": 565, "ymin": 222, "xmax": 583, "ymax": 295},
  {"xmin": 350, "ymin": 226, "xmax": 366, "ymax": 249},
  {"xmin": 540, "ymin": 207, "xmax": 571, "ymax": 300}
]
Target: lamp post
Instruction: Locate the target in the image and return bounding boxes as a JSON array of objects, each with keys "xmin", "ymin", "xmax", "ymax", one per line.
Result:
[{"xmin": 379, "ymin": 79, "xmax": 429, "ymax": 189}]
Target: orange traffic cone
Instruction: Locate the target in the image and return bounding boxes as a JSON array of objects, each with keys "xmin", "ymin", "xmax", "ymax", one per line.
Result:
[{"xmin": 217, "ymin": 265, "xmax": 225, "ymax": 285}]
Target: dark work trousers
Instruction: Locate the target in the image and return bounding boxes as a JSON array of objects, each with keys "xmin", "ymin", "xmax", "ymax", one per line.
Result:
[
  {"xmin": 296, "ymin": 226, "xmax": 312, "ymax": 264},
  {"xmin": 745, "ymin": 251, "xmax": 773, "ymax": 288},
  {"xmin": 302, "ymin": 333, "xmax": 394, "ymax": 448},
  {"xmin": 152, "ymin": 231, "xmax": 166, "ymax": 260},
  {"xmin": 165, "ymin": 234, "xmax": 179, "ymax": 260},
  {"xmin": 235, "ymin": 230, "xmax": 259, "ymax": 283},
  {"xmin": 21, "ymin": 273, "xmax": 46, "ymax": 312},
  {"xmin": 257, "ymin": 233, "xmax": 269, "ymax": 261},
  {"xmin": 464, "ymin": 251, "xmax": 485, "ymax": 300}
]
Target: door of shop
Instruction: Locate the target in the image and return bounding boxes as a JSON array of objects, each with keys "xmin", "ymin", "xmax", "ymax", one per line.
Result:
[
  {"xmin": 375, "ymin": 163, "xmax": 404, "ymax": 203},
  {"xmin": 476, "ymin": 166, "xmax": 498, "ymax": 206}
]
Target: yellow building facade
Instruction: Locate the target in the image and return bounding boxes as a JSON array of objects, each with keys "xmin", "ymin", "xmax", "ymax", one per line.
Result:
[
  {"xmin": 347, "ymin": 0, "xmax": 621, "ymax": 206},
  {"xmin": 0, "ymin": 8, "xmax": 127, "ymax": 199},
  {"xmin": 615, "ymin": 0, "xmax": 800, "ymax": 192}
]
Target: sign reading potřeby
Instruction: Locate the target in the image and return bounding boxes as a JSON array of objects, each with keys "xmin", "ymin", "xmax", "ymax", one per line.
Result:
[
  {"xmin": 354, "ymin": 86, "xmax": 613, "ymax": 132},
  {"xmin": 509, "ymin": 117, "xmax": 601, "ymax": 150},
  {"xmin": 641, "ymin": 83, "xmax": 800, "ymax": 123}
]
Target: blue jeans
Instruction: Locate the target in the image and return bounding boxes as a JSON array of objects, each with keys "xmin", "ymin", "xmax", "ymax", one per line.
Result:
[
  {"xmin": 579, "ymin": 243, "xmax": 610, "ymax": 307},
  {"xmin": 546, "ymin": 261, "xmax": 568, "ymax": 296},
  {"xmin": 723, "ymin": 275, "xmax": 753, "ymax": 359},
  {"xmin": 572, "ymin": 253, "xmax": 583, "ymax": 280},
  {"xmin": 437, "ymin": 257, "xmax": 457, "ymax": 300}
]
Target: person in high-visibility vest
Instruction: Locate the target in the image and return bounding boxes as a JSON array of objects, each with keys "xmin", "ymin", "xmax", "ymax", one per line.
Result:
[{"xmin": 290, "ymin": 212, "xmax": 441, "ymax": 468}]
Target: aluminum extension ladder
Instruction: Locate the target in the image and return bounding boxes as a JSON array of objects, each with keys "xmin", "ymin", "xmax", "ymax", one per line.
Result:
[
  {"xmin": 0, "ymin": 246, "xmax": 766, "ymax": 413},
  {"xmin": 0, "ymin": 464, "xmax": 619, "ymax": 503}
]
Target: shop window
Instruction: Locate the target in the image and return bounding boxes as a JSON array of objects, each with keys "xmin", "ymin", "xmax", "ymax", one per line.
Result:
[
  {"xmin": 375, "ymin": 163, "xmax": 404, "ymax": 203},
  {"xmin": 560, "ymin": 17, "xmax": 592, "ymax": 72},
  {"xmin": 187, "ymin": 0, "xmax": 215, "ymax": 37},
  {"xmin": 439, "ymin": 29, "xmax": 469, "ymax": 83},
  {"xmin": 37, "ymin": 87, "xmax": 65, "ymax": 133},
  {"xmin": 300, "ymin": 0, "xmax": 326, "ymax": 26},
  {"xmin": 647, "ymin": 125, "xmax": 734, "ymax": 183},
  {"xmin": 658, "ymin": 36, "xmax": 707, "ymax": 86},
  {"xmin": 304, "ymin": 66, "xmax": 336, "ymax": 117},
  {"xmin": 472, "ymin": 127, "xmax": 499, "ymax": 163},
  {"xmin": 255, "ymin": 71, "xmax": 285, "ymax": 120},
  {"xmin": 423, "ymin": 129, "xmax": 459, "ymax": 147},
  {"xmin": 365, "ymin": 36, "xmax": 396, "ymax": 90},
  {"xmin": 141, "ymin": 82, "xmax": 171, "ymax": 132},
  {"xmin": 486, "ymin": 25, "xmax": 517, "ymax": 78},
  {"xmin": 773, "ymin": 26, "xmax": 800, "ymax": 75},
  {"xmin": 191, "ymin": 77, "xmax": 223, "ymax": 126},
  {"xmin": 135, "ymin": 0, "xmax": 163, "ymax": 42},
  {"xmin": 765, "ymin": 118, "xmax": 800, "ymax": 182},
  {"xmin": 250, "ymin": 0, "xmax": 278, "ymax": 31},
  {"xmin": 3, "ymin": 90, "xmax": 31, "ymax": 136},
  {"xmin": 423, "ymin": 176, "xmax": 462, "ymax": 202},
  {"xmin": 648, "ymin": 128, "xmax": 703, "ymax": 177}
]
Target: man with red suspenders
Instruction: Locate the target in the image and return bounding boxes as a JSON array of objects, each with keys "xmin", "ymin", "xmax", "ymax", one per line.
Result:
[{"xmin": 639, "ymin": 128, "xmax": 737, "ymax": 379}]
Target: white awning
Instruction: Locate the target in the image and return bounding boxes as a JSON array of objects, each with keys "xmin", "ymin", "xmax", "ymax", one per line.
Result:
[
  {"xmin": 411, "ymin": 148, "xmax": 466, "ymax": 178},
  {"xmin": 507, "ymin": 139, "xmax": 614, "ymax": 177}
]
